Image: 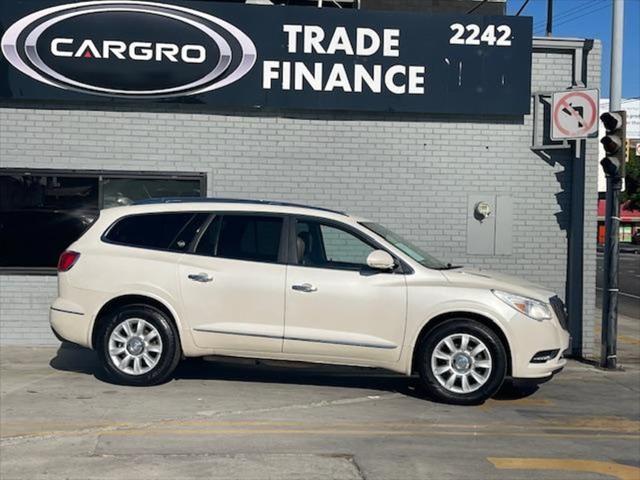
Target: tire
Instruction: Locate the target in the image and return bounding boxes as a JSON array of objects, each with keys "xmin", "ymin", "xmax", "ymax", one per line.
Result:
[
  {"xmin": 416, "ymin": 319, "xmax": 507, "ymax": 405},
  {"xmin": 96, "ymin": 304, "xmax": 182, "ymax": 386}
]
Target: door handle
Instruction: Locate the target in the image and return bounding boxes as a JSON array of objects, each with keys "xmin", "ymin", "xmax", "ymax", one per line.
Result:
[
  {"xmin": 188, "ymin": 273, "xmax": 213, "ymax": 283},
  {"xmin": 292, "ymin": 283, "xmax": 317, "ymax": 293}
]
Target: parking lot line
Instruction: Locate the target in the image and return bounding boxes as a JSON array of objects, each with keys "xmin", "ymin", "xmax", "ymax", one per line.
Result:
[
  {"xmin": 4, "ymin": 417, "xmax": 639, "ymax": 440},
  {"xmin": 99, "ymin": 430, "xmax": 638, "ymax": 440},
  {"xmin": 477, "ymin": 397, "xmax": 555, "ymax": 411},
  {"xmin": 488, "ymin": 457, "xmax": 640, "ymax": 480},
  {"xmin": 618, "ymin": 334, "xmax": 640, "ymax": 346},
  {"xmin": 94, "ymin": 425, "xmax": 639, "ymax": 441}
]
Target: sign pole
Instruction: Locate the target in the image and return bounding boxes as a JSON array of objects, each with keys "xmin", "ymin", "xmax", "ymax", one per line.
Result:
[
  {"xmin": 548, "ymin": 88, "xmax": 599, "ymax": 358},
  {"xmin": 567, "ymin": 138, "xmax": 585, "ymax": 356}
]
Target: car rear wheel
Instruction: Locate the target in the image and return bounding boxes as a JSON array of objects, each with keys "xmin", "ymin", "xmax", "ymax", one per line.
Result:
[
  {"xmin": 417, "ymin": 319, "xmax": 507, "ymax": 405},
  {"xmin": 97, "ymin": 304, "xmax": 181, "ymax": 386}
]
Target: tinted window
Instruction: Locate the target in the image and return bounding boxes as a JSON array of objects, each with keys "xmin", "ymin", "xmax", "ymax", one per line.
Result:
[
  {"xmin": 196, "ymin": 215, "xmax": 283, "ymax": 263},
  {"xmin": 0, "ymin": 174, "xmax": 99, "ymax": 268},
  {"xmin": 102, "ymin": 178, "xmax": 202, "ymax": 208},
  {"xmin": 296, "ymin": 220, "xmax": 375, "ymax": 270},
  {"xmin": 106, "ymin": 213, "xmax": 202, "ymax": 250},
  {"xmin": 0, "ymin": 170, "xmax": 205, "ymax": 271},
  {"xmin": 195, "ymin": 216, "xmax": 222, "ymax": 256},
  {"xmin": 169, "ymin": 213, "xmax": 209, "ymax": 251}
]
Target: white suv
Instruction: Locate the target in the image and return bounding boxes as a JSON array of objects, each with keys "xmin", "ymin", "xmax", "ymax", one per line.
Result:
[{"xmin": 51, "ymin": 199, "xmax": 569, "ymax": 404}]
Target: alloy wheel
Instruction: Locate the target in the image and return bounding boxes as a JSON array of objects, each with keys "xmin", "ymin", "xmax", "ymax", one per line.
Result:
[
  {"xmin": 108, "ymin": 318, "xmax": 163, "ymax": 375},
  {"xmin": 430, "ymin": 333, "xmax": 493, "ymax": 394}
]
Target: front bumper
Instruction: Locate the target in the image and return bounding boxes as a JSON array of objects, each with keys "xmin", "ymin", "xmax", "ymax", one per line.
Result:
[
  {"xmin": 511, "ymin": 365, "xmax": 564, "ymax": 386},
  {"xmin": 508, "ymin": 312, "xmax": 571, "ymax": 379},
  {"xmin": 513, "ymin": 348, "xmax": 568, "ymax": 380}
]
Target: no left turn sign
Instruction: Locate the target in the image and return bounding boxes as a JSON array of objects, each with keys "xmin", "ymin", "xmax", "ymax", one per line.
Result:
[{"xmin": 551, "ymin": 89, "xmax": 599, "ymax": 140}]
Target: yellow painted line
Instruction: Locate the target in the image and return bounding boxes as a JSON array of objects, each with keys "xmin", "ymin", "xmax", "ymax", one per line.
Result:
[
  {"xmin": 541, "ymin": 416, "xmax": 640, "ymax": 434},
  {"xmin": 594, "ymin": 326, "xmax": 639, "ymax": 346},
  {"xmin": 477, "ymin": 397, "xmax": 555, "ymax": 411},
  {"xmin": 99, "ymin": 427, "xmax": 640, "ymax": 440},
  {"xmin": 618, "ymin": 334, "xmax": 640, "ymax": 346},
  {"xmin": 488, "ymin": 457, "xmax": 640, "ymax": 480},
  {"xmin": 152, "ymin": 419, "xmax": 640, "ymax": 433},
  {"xmin": 3, "ymin": 419, "xmax": 638, "ymax": 434}
]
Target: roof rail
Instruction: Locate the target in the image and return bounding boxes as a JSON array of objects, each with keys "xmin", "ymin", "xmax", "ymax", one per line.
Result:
[{"xmin": 132, "ymin": 197, "xmax": 347, "ymax": 216}]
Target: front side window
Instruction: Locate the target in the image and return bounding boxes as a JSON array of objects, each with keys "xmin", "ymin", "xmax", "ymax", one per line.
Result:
[
  {"xmin": 296, "ymin": 219, "xmax": 375, "ymax": 270},
  {"xmin": 105, "ymin": 213, "xmax": 208, "ymax": 251},
  {"xmin": 196, "ymin": 215, "xmax": 283, "ymax": 264},
  {"xmin": 361, "ymin": 222, "xmax": 448, "ymax": 270}
]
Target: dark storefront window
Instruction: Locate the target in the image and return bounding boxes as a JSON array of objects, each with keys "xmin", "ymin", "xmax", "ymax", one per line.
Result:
[
  {"xmin": 0, "ymin": 169, "xmax": 206, "ymax": 273},
  {"xmin": 102, "ymin": 177, "xmax": 203, "ymax": 208}
]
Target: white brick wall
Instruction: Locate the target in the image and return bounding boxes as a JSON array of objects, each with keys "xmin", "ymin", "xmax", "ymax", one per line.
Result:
[{"xmin": 0, "ymin": 42, "xmax": 601, "ymax": 356}]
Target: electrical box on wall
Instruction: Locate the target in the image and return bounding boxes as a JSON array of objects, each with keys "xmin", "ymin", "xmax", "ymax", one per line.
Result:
[{"xmin": 467, "ymin": 195, "xmax": 513, "ymax": 255}]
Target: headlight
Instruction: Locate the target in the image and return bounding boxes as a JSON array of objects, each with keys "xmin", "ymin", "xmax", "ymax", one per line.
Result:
[{"xmin": 492, "ymin": 290, "xmax": 552, "ymax": 321}]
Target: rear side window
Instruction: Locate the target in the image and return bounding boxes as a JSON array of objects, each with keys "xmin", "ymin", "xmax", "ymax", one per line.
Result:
[
  {"xmin": 195, "ymin": 214, "xmax": 283, "ymax": 263},
  {"xmin": 105, "ymin": 212, "xmax": 208, "ymax": 251}
]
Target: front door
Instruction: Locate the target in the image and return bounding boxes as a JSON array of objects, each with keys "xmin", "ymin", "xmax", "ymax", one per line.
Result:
[
  {"xmin": 283, "ymin": 217, "xmax": 407, "ymax": 364},
  {"xmin": 179, "ymin": 213, "xmax": 287, "ymax": 353}
]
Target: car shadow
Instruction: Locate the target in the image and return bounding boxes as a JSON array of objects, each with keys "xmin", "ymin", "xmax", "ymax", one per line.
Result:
[
  {"xmin": 49, "ymin": 343, "xmax": 427, "ymax": 399},
  {"xmin": 49, "ymin": 343, "xmax": 538, "ymax": 403}
]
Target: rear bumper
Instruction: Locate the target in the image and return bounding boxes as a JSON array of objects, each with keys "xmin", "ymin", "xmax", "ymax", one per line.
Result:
[{"xmin": 49, "ymin": 300, "xmax": 91, "ymax": 348}]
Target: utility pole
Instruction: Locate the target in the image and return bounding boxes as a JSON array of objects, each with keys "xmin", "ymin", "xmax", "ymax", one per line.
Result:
[
  {"xmin": 546, "ymin": 0, "xmax": 553, "ymax": 36},
  {"xmin": 600, "ymin": 0, "xmax": 625, "ymax": 370},
  {"xmin": 609, "ymin": 0, "xmax": 624, "ymax": 111}
]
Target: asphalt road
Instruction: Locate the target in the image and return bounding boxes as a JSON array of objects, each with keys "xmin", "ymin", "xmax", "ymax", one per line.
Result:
[
  {"xmin": 596, "ymin": 252, "xmax": 640, "ymax": 318},
  {"xmin": 1, "ymin": 344, "xmax": 639, "ymax": 480}
]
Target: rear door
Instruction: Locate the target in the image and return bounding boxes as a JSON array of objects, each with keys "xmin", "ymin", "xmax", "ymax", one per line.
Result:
[
  {"xmin": 179, "ymin": 213, "xmax": 287, "ymax": 353},
  {"xmin": 283, "ymin": 217, "xmax": 407, "ymax": 364}
]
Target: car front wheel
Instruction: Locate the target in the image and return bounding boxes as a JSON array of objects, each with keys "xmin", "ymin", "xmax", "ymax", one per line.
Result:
[
  {"xmin": 417, "ymin": 319, "xmax": 507, "ymax": 405},
  {"xmin": 97, "ymin": 304, "xmax": 181, "ymax": 386}
]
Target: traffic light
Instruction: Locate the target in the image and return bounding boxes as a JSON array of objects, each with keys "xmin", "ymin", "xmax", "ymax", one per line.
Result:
[{"xmin": 600, "ymin": 111, "xmax": 627, "ymax": 178}]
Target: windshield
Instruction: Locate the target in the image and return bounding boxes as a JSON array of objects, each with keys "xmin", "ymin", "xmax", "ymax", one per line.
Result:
[{"xmin": 361, "ymin": 222, "xmax": 450, "ymax": 270}]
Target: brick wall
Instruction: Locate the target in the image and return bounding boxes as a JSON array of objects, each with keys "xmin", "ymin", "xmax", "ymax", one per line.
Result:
[{"xmin": 0, "ymin": 40, "xmax": 601, "ymax": 356}]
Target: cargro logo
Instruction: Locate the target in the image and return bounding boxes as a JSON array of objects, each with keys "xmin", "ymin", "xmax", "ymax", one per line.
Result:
[{"xmin": 0, "ymin": 1, "xmax": 257, "ymax": 98}]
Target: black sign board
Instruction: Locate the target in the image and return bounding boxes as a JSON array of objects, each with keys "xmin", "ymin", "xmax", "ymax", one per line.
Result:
[{"xmin": 0, "ymin": 1, "xmax": 533, "ymax": 115}]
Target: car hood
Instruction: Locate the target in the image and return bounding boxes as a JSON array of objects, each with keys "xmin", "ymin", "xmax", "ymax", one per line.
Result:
[{"xmin": 441, "ymin": 268, "xmax": 557, "ymax": 302}]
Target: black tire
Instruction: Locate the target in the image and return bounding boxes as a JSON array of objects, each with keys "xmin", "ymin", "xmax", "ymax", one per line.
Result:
[
  {"xmin": 416, "ymin": 319, "xmax": 507, "ymax": 405},
  {"xmin": 96, "ymin": 304, "xmax": 182, "ymax": 386}
]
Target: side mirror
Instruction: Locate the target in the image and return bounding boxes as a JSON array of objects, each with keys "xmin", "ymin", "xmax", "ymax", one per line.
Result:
[{"xmin": 366, "ymin": 250, "xmax": 395, "ymax": 270}]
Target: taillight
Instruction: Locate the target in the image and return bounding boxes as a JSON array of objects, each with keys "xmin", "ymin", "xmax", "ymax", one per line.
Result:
[{"xmin": 57, "ymin": 251, "xmax": 80, "ymax": 272}]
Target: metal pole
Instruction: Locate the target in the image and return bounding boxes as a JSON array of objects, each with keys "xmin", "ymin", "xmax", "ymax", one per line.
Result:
[
  {"xmin": 610, "ymin": 0, "xmax": 624, "ymax": 110},
  {"xmin": 600, "ymin": 0, "xmax": 625, "ymax": 369},
  {"xmin": 567, "ymin": 140, "xmax": 585, "ymax": 357},
  {"xmin": 601, "ymin": 175, "xmax": 621, "ymax": 369},
  {"xmin": 546, "ymin": 0, "xmax": 553, "ymax": 37}
]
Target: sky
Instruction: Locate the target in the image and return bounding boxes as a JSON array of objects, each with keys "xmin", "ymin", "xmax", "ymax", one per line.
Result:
[{"xmin": 505, "ymin": 0, "xmax": 640, "ymax": 99}]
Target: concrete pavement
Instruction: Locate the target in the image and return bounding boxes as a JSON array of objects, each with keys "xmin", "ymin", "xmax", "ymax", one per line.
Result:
[{"xmin": 1, "ymin": 343, "xmax": 639, "ymax": 480}]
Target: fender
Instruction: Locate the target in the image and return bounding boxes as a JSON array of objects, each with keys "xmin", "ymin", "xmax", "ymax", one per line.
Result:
[
  {"xmin": 88, "ymin": 286, "xmax": 186, "ymax": 349},
  {"xmin": 402, "ymin": 299, "xmax": 514, "ymax": 376}
]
